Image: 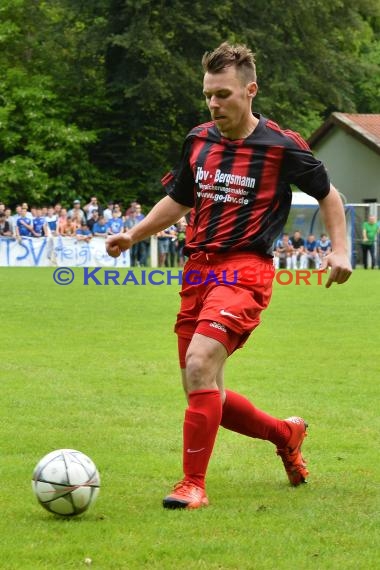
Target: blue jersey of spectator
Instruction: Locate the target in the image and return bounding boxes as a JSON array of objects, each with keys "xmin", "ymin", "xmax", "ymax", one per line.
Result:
[
  {"xmin": 92, "ymin": 220, "xmax": 108, "ymax": 235},
  {"xmin": 17, "ymin": 211, "xmax": 33, "ymax": 236},
  {"xmin": 107, "ymin": 216, "xmax": 124, "ymax": 235},
  {"xmin": 76, "ymin": 227, "xmax": 91, "ymax": 236},
  {"xmin": 45, "ymin": 208, "xmax": 58, "ymax": 233},
  {"xmin": 76, "ymin": 225, "xmax": 92, "ymax": 240},
  {"xmin": 317, "ymin": 235, "xmax": 331, "ymax": 254},
  {"xmin": 33, "ymin": 215, "xmax": 45, "ymax": 237},
  {"xmin": 305, "ymin": 238, "xmax": 317, "ymax": 252}
]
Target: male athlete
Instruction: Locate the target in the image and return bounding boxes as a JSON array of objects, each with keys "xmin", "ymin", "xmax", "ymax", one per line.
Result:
[{"xmin": 106, "ymin": 42, "xmax": 352, "ymax": 509}]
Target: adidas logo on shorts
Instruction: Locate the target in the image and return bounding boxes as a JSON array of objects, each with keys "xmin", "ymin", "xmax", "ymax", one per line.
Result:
[{"xmin": 209, "ymin": 321, "xmax": 227, "ymax": 332}]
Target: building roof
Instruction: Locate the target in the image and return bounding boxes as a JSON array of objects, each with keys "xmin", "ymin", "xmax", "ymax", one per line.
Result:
[{"xmin": 308, "ymin": 113, "xmax": 380, "ymax": 155}]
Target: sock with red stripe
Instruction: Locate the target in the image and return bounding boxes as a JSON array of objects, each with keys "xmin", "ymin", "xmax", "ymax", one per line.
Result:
[
  {"xmin": 183, "ymin": 389, "xmax": 222, "ymax": 488},
  {"xmin": 220, "ymin": 389, "xmax": 291, "ymax": 447}
]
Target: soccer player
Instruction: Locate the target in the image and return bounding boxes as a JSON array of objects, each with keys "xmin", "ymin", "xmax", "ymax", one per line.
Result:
[{"xmin": 106, "ymin": 42, "xmax": 352, "ymax": 509}]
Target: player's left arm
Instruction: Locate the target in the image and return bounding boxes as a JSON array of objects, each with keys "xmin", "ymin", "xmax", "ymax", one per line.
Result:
[{"xmin": 318, "ymin": 184, "xmax": 352, "ymax": 288}]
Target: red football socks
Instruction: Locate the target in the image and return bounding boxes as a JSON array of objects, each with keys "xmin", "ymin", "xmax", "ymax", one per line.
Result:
[
  {"xmin": 220, "ymin": 389, "xmax": 291, "ymax": 447},
  {"xmin": 183, "ymin": 389, "xmax": 222, "ymax": 488}
]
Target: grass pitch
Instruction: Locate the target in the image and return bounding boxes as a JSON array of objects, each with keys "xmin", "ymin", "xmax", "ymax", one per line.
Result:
[{"xmin": 0, "ymin": 267, "xmax": 378, "ymax": 569}]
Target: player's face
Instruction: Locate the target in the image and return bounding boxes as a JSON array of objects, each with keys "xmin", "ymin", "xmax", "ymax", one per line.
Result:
[{"xmin": 203, "ymin": 66, "xmax": 257, "ymax": 140}]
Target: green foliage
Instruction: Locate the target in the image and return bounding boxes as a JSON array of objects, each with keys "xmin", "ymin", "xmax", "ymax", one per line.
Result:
[
  {"xmin": 0, "ymin": 0, "xmax": 106, "ymax": 206},
  {"xmin": 231, "ymin": 0, "xmax": 380, "ymax": 136},
  {"xmin": 0, "ymin": 0, "xmax": 379, "ymax": 206},
  {"xmin": 0, "ymin": 69, "xmax": 98, "ymax": 206},
  {"xmin": 104, "ymin": 0, "xmax": 235, "ymax": 202}
]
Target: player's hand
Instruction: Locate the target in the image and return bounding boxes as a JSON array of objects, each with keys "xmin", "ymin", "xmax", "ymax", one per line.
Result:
[
  {"xmin": 320, "ymin": 252, "xmax": 352, "ymax": 288},
  {"xmin": 106, "ymin": 233, "xmax": 133, "ymax": 258}
]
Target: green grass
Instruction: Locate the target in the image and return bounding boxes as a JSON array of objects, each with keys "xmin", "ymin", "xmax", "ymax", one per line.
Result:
[{"xmin": 0, "ymin": 267, "xmax": 378, "ymax": 569}]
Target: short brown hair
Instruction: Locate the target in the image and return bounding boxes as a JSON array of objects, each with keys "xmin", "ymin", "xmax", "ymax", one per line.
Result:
[{"xmin": 202, "ymin": 42, "xmax": 257, "ymax": 83}]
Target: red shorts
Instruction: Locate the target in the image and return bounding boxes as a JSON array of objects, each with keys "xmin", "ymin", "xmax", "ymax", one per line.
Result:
[{"xmin": 175, "ymin": 251, "xmax": 274, "ymax": 364}]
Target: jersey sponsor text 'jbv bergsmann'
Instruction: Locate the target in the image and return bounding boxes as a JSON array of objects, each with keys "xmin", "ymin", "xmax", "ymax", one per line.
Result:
[{"xmin": 166, "ymin": 113, "xmax": 330, "ymax": 256}]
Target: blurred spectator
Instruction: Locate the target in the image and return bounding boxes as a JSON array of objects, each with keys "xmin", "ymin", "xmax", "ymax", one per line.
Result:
[
  {"xmin": 54, "ymin": 203, "xmax": 62, "ymax": 217},
  {"xmin": 305, "ymin": 234, "xmax": 319, "ymax": 269},
  {"xmin": 0, "ymin": 213, "xmax": 11, "ymax": 236},
  {"xmin": 87, "ymin": 209, "xmax": 100, "ymax": 233},
  {"xmin": 44, "ymin": 207, "xmax": 58, "ymax": 236},
  {"xmin": 57, "ymin": 208, "xmax": 69, "ymax": 235},
  {"xmin": 103, "ymin": 201, "xmax": 114, "ymax": 221},
  {"xmin": 107, "ymin": 209, "xmax": 124, "ymax": 235},
  {"xmin": 84, "ymin": 196, "xmax": 100, "ymax": 220},
  {"xmin": 274, "ymin": 233, "xmax": 293, "ymax": 269},
  {"xmin": 317, "ymin": 234, "xmax": 332, "ymax": 264},
  {"xmin": 31, "ymin": 207, "xmax": 46, "ymax": 237},
  {"xmin": 60, "ymin": 217, "xmax": 77, "ymax": 237},
  {"xmin": 112, "ymin": 203, "xmax": 123, "ymax": 219},
  {"xmin": 21, "ymin": 202, "xmax": 33, "ymax": 217},
  {"xmin": 361, "ymin": 215, "xmax": 377, "ymax": 269},
  {"xmin": 167, "ymin": 224, "xmax": 178, "ymax": 267},
  {"xmin": 156, "ymin": 227, "xmax": 173, "ymax": 266},
  {"xmin": 92, "ymin": 215, "xmax": 108, "ymax": 237},
  {"xmin": 68, "ymin": 199, "xmax": 85, "ymax": 223},
  {"xmin": 125, "ymin": 200, "xmax": 138, "ymax": 217},
  {"xmin": 12, "ymin": 205, "xmax": 22, "ymax": 227},
  {"xmin": 4, "ymin": 208, "xmax": 15, "ymax": 235},
  {"xmin": 176, "ymin": 218, "xmax": 187, "ymax": 267},
  {"xmin": 124, "ymin": 205, "xmax": 147, "ymax": 266},
  {"xmin": 16, "ymin": 206, "xmax": 33, "ymax": 238},
  {"xmin": 291, "ymin": 230, "xmax": 306, "ymax": 269},
  {"xmin": 70, "ymin": 211, "xmax": 83, "ymax": 230},
  {"xmin": 76, "ymin": 220, "xmax": 92, "ymax": 242}
]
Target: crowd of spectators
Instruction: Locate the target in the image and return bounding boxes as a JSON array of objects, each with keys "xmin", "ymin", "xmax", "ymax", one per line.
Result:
[
  {"xmin": 273, "ymin": 230, "xmax": 332, "ymax": 270},
  {"xmin": 0, "ymin": 197, "xmax": 188, "ymax": 267},
  {"xmin": 2, "ymin": 198, "xmax": 377, "ymax": 269}
]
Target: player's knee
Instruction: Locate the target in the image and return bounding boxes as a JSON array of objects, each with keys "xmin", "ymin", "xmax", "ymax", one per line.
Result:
[{"xmin": 185, "ymin": 350, "xmax": 215, "ymax": 391}]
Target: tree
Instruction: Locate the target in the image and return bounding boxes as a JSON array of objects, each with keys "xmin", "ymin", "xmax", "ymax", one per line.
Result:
[
  {"xmin": 1, "ymin": 0, "xmax": 379, "ymax": 206},
  {"xmin": 104, "ymin": 0, "xmax": 235, "ymax": 204},
  {"xmin": 230, "ymin": 0, "xmax": 380, "ymax": 136},
  {"xmin": 0, "ymin": 69, "xmax": 98, "ymax": 205},
  {"xmin": 0, "ymin": 0, "xmax": 104, "ymax": 206}
]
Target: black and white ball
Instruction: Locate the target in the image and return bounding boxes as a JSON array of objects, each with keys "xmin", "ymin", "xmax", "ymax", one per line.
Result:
[{"xmin": 32, "ymin": 449, "xmax": 100, "ymax": 516}]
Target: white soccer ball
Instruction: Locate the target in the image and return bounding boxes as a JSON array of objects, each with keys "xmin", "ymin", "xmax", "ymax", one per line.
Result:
[{"xmin": 32, "ymin": 449, "xmax": 100, "ymax": 516}]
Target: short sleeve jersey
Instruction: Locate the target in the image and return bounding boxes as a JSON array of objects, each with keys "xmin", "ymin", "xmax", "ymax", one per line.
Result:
[
  {"xmin": 17, "ymin": 216, "xmax": 33, "ymax": 237},
  {"xmin": 292, "ymin": 237, "xmax": 305, "ymax": 249},
  {"xmin": 305, "ymin": 240, "xmax": 317, "ymax": 252},
  {"xmin": 33, "ymin": 216, "xmax": 45, "ymax": 235},
  {"xmin": 317, "ymin": 238, "xmax": 332, "ymax": 252},
  {"xmin": 166, "ymin": 114, "xmax": 330, "ymax": 256},
  {"xmin": 107, "ymin": 218, "xmax": 124, "ymax": 234}
]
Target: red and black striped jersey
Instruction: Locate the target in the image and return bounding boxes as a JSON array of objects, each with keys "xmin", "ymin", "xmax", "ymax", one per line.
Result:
[{"xmin": 163, "ymin": 113, "xmax": 330, "ymax": 256}]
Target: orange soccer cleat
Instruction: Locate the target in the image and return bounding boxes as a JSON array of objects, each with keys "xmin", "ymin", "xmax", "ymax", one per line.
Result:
[
  {"xmin": 163, "ymin": 480, "xmax": 209, "ymax": 510},
  {"xmin": 276, "ymin": 416, "xmax": 309, "ymax": 486}
]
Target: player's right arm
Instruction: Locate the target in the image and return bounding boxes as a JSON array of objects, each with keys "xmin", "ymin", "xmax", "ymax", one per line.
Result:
[{"xmin": 106, "ymin": 195, "xmax": 190, "ymax": 258}]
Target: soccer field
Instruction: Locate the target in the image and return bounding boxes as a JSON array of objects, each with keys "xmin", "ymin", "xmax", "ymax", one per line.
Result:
[{"xmin": 0, "ymin": 267, "xmax": 378, "ymax": 569}]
